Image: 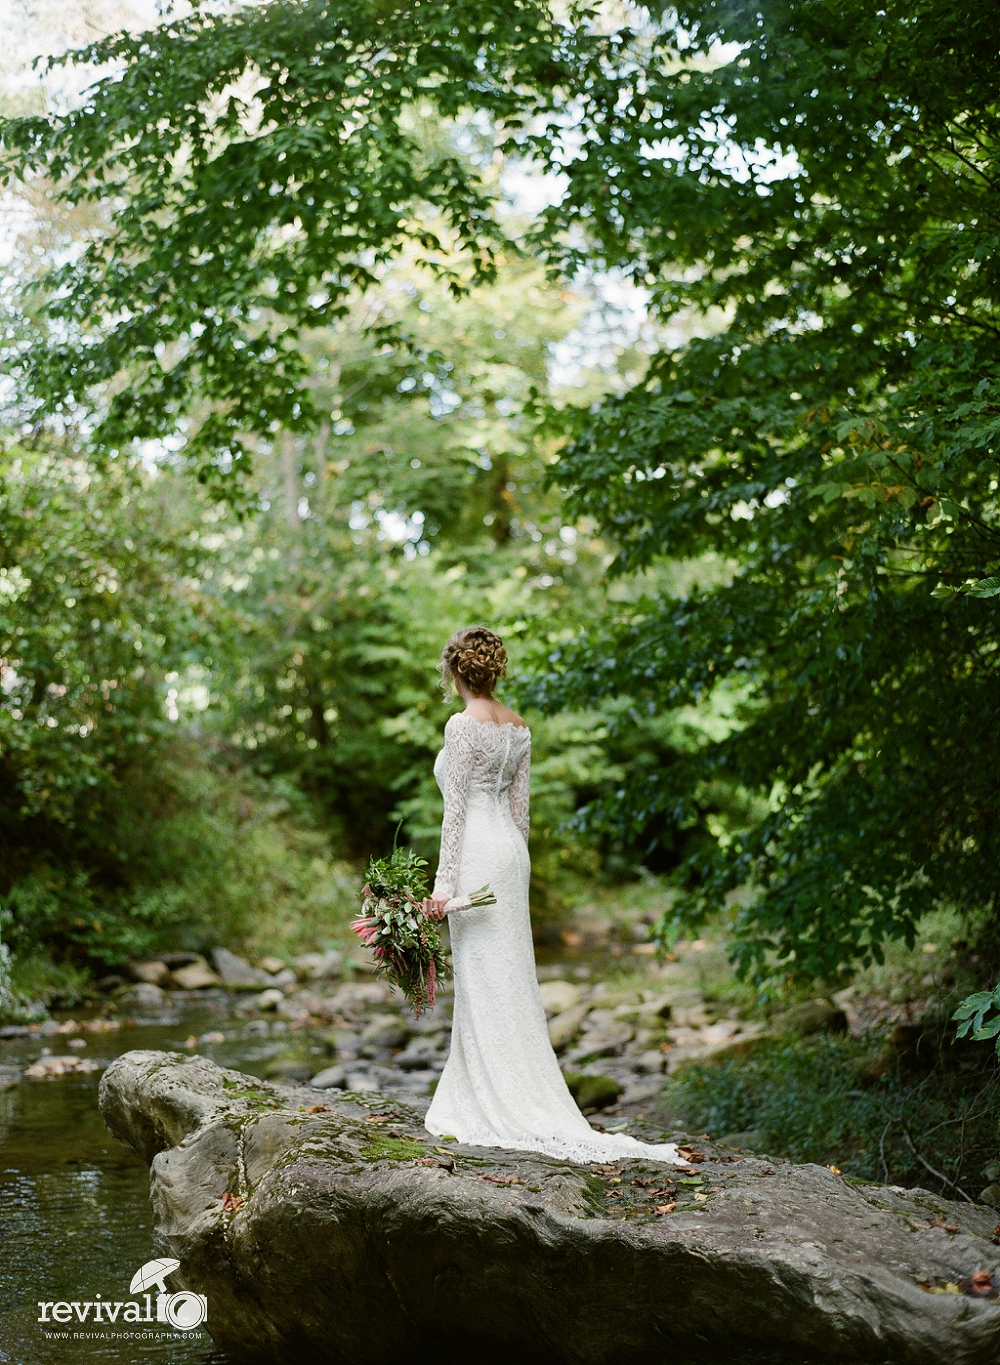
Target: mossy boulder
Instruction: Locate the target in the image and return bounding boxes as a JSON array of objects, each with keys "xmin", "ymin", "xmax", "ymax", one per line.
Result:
[
  {"xmin": 99, "ymin": 1051, "xmax": 1000, "ymax": 1365},
  {"xmin": 563, "ymin": 1072, "xmax": 623, "ymax": 1111}
]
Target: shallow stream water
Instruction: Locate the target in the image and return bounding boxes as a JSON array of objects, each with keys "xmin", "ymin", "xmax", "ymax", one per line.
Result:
[
  {"xmin": 0, "ymin": 949, "xmax": 612, "ymax": 1365},
  {"xmin": 0, "ymin": 1000, "xmax": 276, "ymax": 1365},
  {"xmin": 0, "ymin": 952, "xmax": 597, "ymax": 1365}
]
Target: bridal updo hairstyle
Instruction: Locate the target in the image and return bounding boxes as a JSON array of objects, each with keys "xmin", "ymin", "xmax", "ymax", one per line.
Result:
[{"xmin": 440, "ymin": 626, "xmax": 508, "ymax": 699}]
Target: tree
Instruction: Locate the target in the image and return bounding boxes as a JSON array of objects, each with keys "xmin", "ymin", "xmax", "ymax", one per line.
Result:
[
  {"xmin": 522, "ymin": 0, "xmax": 1000, "ymax": 981},
  {"xmin": 0, "ymin": 0, "xmax": 599, "ymax": 491}
]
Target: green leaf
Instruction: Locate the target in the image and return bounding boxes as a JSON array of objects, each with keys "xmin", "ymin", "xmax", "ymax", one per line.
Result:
[{"xmin": 963, "ymin": 577, "xmax": 1000, "ymax": 599}]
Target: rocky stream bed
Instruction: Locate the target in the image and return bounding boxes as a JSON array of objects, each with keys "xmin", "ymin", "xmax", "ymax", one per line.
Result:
[{"xmin": 3, "ymin": 943, "xmax": 999, "ymax": 1364}]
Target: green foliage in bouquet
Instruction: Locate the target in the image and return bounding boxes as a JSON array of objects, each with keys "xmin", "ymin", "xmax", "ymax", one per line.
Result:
[{"xmin": 352, "ymin": 847, "xmax": 447, "ymax": 1018}]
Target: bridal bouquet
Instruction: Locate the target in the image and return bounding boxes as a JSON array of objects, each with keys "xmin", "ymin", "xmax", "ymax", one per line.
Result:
[{"xmin": 350, "ymin": 846, "xmax": 496, "ymax": 1016}]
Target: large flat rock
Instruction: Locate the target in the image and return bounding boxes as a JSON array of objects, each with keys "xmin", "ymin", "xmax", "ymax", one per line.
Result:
[{"xmin": 99, "ymin": 1050, "xmax": 1000, "ymax": 1365}]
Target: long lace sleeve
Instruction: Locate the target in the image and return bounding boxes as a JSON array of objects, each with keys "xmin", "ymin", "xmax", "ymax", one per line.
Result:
[
  {"xmin": 432, "ymin": 715, "xmax": 475, "ymax": 898},
  {"xmin": 509, "ymin": 746, "xmax": 530, "ymax": 844}
]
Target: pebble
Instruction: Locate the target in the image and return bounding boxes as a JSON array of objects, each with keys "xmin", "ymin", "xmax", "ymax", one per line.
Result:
[{"xmin": 24, "ymin": 1056, "xmax": 101, "ymax": 1078}]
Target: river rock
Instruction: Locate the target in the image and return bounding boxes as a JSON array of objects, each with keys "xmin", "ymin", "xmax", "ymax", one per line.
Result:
[
  {"xmin": 292, "ymin": 950, "xmax": 344, "ymax": 981},
  {"xmin": 360, "ymin": 1015, "xmax": 409, "ymax": 1052},
  {"xmin": 171, "ymin": 959, "xmax": 222, "ymax": 990},
  {"xmin": 394, "ymin": 1037, "xmax": 445, "ymax": 1072},
  {"xmin": 120, "ymin": 982, "xmax": 167, "ymax": 1009},
  {"xmin": 308, "ymin": 1066, "xmax": 347, "ymax": 1090},
  {"xmin": 98, "ymin": 1050, "xmax": 1000, "ymax": 1365},
  {"xmin": 547, "ymin": 1003, "xmax": 590, "ymax": 1052},
  {"xmin": 266, "ymin": 968, "xmax": 299, "ymax": 988},
  {"xmin": 562, "ymin": 1072, "xmax": 622, "ymax": 1111},
  {"xmin": 161, "ymin": 952, "xmax": 203, "ymax": 969},
  {"xmin": 331, "ymin": 982, "xmax": 394, "ymax": 1014},
  {"xmin": 25, "ymin": 1055, "xmax": 101, "ymax": 1078},
  {"xmin": 254, "ymin": 988, "xmax": 285, "ymax": 1011},
  {"xmin": 566, "ymin": 1019, "xmax": 635, "ymax": 1062},
  {"xmin": 212, "ymin": 948, "xmax": 272, "ymax": 988},
  {"xmin": 126, "ymin": 959, "xmax": 171, "ymax": 987},
  {"xmin": 0, "ymin": 1064, "xmax": 20, "ymax": 1090},
  {"xmin": 264, "ymin": 1059, "xmax": 313, "ymax": 1084},
  {"xmin": 538, "ymin": 980, "xmax": 581, "ymax": 1016}
]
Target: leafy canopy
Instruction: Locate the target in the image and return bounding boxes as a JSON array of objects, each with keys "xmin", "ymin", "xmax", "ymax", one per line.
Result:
[
  {"xmin": 0, "ymin": 0, "xmax": 599, "ymax": 488},
  {"xmin": 521, "ymin": 0, "xmax": 1000, "ymax": 981},
  {"xmin": 4, "ymin": 0, "xmax": 998, "ymax": 986}
]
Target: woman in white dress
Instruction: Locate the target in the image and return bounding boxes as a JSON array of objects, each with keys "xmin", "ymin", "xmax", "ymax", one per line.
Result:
[{"xmin": 423, "ymin": 625, "xmax": 678, "ymax": 1167}]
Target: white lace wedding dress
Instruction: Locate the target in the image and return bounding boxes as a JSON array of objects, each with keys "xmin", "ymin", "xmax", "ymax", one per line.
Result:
[{"xmin": 423, "ymin": 711, "xmax": 678, "ymax": 1166}]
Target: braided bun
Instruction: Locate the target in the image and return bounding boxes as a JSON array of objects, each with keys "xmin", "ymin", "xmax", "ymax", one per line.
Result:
[{"xmin": 440, "ymin": 626, "xmax": 508, "ymax": 699}]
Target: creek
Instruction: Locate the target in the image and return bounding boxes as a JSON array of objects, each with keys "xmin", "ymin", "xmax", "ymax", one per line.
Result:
[{"xmin": 0, "ymin": 943, "xmax": 686, "ymax": 1365}]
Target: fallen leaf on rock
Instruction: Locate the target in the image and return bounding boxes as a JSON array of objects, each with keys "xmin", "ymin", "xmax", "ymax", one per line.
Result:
[
  {"xmin": 654, "ymin": 1204, "xmax": 676, "ymax": 1216},
  {"xmin": 969, "ymin": 1271, "xmax": 993, "ymax": 1296},
  {"xmin": 675, "ymin": 1164, "xmax": 700, "ymax": 1176},
  {"xmin": 925, "ymin": 1283, "xmax": 961, "ymax": 1295},
  {"xmin": 693, "ymin": 1192, "xmax": 709, "ymax": 1202},
  {"xmin": 827, "ymin": 1165, "xmax": 842, "ymax": 1175},
  {"xmin": 677, "ymin": 1147, "xmax": 705, "ymax": 1163},
  {"xmin": 590, "ymin": 1164, "xmax": 623, "ymax": 1176},
  {"xmin": 413, "ymin": 1157, "xmax": 436, "ymax": 1166},
  {"xmin": 221, "ymin": 1193, "xmax": 243, "ymax": 1213},
  {"xmin": 307, "ymin": 1104, "xmax": 331, "ymax": 1114}
]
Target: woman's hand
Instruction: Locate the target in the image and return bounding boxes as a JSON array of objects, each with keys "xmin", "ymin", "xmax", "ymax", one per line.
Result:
[{"xmin": 423, "ymin": 894, "xmax": 450, "ymax": 922}]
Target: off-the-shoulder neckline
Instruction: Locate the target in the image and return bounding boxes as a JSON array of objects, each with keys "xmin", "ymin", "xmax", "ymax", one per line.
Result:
[{"xmin": 449, "ymin": 711, "xmax": 530, "ymax": 732}]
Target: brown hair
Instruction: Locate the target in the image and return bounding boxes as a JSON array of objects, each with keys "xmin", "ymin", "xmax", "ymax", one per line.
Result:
[{"xmin": 440, "ymin": 626, "xmax": 508, "ymax": 699}]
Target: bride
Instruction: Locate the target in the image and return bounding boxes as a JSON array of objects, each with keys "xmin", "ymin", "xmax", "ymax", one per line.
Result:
[{"xmin": 422, "ymin": 625, "xmax": 678, "ymax": 1166}]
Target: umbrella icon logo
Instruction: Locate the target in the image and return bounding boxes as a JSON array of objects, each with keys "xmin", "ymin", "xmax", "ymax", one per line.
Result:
[
  {"xmin": 129, "ymin": 1259, "xmax": 181, "ymax": 1296},
  {"xmin": 128, "ymin": 1259, "xmax": 208, "ymax": 1330}
]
